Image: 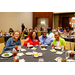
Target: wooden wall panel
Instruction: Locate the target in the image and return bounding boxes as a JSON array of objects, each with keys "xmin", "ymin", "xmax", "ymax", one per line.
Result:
[
  {"xmin": 33, "ymin": 12, "xmax": 53, "ymax": 29},
  {"xmin": 59, "ymin": 13, "xmax": 75, "ymax": 27}
]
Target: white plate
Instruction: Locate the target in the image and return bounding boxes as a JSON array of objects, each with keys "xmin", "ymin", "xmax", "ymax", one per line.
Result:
[
  {"xmin": 26, "ymin": 52, "xmax": 33, "ymax": 55},
  {"xmin": 55, "ymin": 47, "xmax": 61, "ymax": 50},
  {"xmin": 41, "ymin": 48, "xmax": 47, "ymax": 51},
  {"xmin": 21, "ymin": 49, "xmax": 26, "ymax": 51},
  {"xmin": 1, "ymin": 53, "xmax": 12, "ymax": 57},
  {"xmin": 31, "ymin": 47, "xmax": 37, "ymax": 50}
]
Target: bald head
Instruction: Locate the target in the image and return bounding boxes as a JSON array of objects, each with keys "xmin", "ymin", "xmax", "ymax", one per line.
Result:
[
  {"xmin": 54, "ymin": 32, "xmax": 60, "ymax": 40},
  {"xmin": 42, "ymin": 29, "xmax": 47, "ymax": 37}
]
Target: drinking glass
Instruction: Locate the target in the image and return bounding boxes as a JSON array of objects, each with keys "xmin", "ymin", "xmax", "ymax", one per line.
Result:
[
  {"xmin": 27, "ymin": 43, "xmax": 30, "ymax": 49},
  {"xmin": 61, "ymin": 46, "xmax": 65, "ymax": 52},
  {"xmin": 70, "ymin": 52, "xmax": 74, "ymax": 59},
  {"xmin": 39, "ymin": 42, "xmax": 42, "ymax": 48},
  {"xmin": 18, "ymin": 45, "xmax": 21, "ymax": 53},
  {"xmin": 15, "ymin": 46, "xmax": 18, "ymax": 51},
  {"xmin": 62, "ymin": 58, "xmax": 66, "ymax": 62},
  {"xmin": 65, "ymin": 52, "xmax": 69, "ymax": 59},
  {"xmin": 14, "ymin": 56, "xmax": 19, "ymax": 62},
  {"xmin": 52, "ymin": 43, "xmax": 54, "ymax": 49},
  {"xmin": 38, "ymin": 58, "xmax": 44, "ymax": 62},
  {"xmin": 12, "ymin": 48, "xmax": 17, "ymax": 57},
  {"xmin": 57, "ymin": 57, "xmax": 62, "ymax": 62}
]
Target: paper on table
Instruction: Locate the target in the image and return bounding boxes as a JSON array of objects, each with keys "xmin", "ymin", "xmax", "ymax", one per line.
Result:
[
  {"xmin": 19, "ymin": 59, "xmax": 25, "ymax": 62},
  {"xmin": 17, "ymin": 53, "xmax": 24, "ymax": 56},
  {"xmin": 31, "ymin": 47, "xmax": 37, "ymax": 50},
  {"xmin": 56, "ymin": 51, "xmax": 63, "ymax": 55},
  {"xmin": 50, "ymin": 49, "xmax": 56, "ymax": 52}
]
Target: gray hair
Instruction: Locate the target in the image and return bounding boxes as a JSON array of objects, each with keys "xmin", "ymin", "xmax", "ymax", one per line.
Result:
[{"xmin": 54, "ymin": 32, "xmax": 60, "ymax": 35}]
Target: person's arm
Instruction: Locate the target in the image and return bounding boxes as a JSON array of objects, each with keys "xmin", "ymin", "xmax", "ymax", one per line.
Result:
[
  {"xmin": 39, "ymin": 36, "xmax": 43, "ymax": 44},
  {"xmin": 5, "ymin": 39, "xmax": 15, "ymax": 50},
  {"xmin": 23, "ymin": 37, "xmax": 30, "ymax": 46},
  {"xmin": 46, "ymin": 37, "xmax": 53, "ymax": 45}
]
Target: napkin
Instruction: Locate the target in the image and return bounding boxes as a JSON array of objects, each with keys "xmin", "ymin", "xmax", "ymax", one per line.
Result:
[
  {"xmin": 19, "ymin": 59, "xmax": 25, "ymax": 62},
  {"xmin": 56, "ymin": 51, "xmax": 63, "ymax": 55},
  {"xmin": 21, "ymin": 49, "xmax": 26, "ymax": 51},
  {"xmin": 17, "ymin": 53, "xmax": 24, "ymax": 56}
]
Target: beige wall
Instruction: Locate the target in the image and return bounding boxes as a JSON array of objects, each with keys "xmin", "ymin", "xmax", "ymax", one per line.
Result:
[
  {"xmin": 54, "ymin": 14, "xmax": 59, "ymax": 28},
  {"xmin": 0, "ymin": 12, "xmax": 33, "ymax": 32}
]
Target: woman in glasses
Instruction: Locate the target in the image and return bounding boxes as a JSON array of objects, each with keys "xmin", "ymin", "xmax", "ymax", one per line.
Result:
[{"xmin": 3, "ymin": 30, "xmax": 21, "ymax": 53}]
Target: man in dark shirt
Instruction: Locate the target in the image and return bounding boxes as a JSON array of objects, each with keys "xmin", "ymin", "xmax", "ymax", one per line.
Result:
[{"xmin": 21, "ymin": 23, "xmax": 25, "ymax": 32}]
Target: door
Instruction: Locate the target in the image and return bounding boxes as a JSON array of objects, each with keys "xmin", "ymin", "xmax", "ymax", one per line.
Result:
[{"xmin": 62, "ymin": 17, "xmax": 69, "ymax": 28}]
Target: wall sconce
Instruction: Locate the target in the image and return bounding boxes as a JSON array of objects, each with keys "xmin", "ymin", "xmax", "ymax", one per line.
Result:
[
  {"xmin": 41, "ymin": 21, "xmax": 45, "ymax": 25},
  {"xmin": 69, "ymin": 22, "xmax": 71, "ymax": 24}
]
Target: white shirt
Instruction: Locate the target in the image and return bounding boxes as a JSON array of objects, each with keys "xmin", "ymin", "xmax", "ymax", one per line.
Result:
[
  {"xmin": 56, "ymin": 41, "xmax": 59, "ymax": 46},
  {"xmin": 49, "ymin": 33, "xmax": 55, "ymax": 39}
]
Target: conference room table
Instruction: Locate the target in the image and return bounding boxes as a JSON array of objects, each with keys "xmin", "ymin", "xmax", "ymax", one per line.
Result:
[
  {"xmin": 61, "ymin": 35, "xmax": 75, "ymax": 50},
  {"xmin": 0, "ymin": 46, "xmax": 74, "ymax": 62},
  {"xmin": 62, "ymin": 35, "xmax": 75, "ymax": 42}
]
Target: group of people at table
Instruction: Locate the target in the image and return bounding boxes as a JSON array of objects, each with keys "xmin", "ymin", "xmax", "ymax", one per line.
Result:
[{"xmin": 2, "ymin": 28, "xmax": 68, "ymax": 53}]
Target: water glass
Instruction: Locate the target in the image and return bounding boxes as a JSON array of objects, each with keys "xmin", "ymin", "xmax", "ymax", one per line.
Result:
[
  {"xmin": 52, "ymin": 43, "xmax": 54, "ymax": 49},
  {"xmin": 14, "ymin": 56, "xmax": 19, "ymax": 62},
  {"xmin": 61, "ymin": 46, "xmax": 65, "ymax": 52},
  {"xmin": 27, "ymin": 43, "xmax": 30, "ymax": 49},
  {"xmin": 65, "ymin": 52, "xmax": 69, "ymax": 59},
  {"xmin": 12, "ymin": 48, "xmax": 17, "ymax": 57}
]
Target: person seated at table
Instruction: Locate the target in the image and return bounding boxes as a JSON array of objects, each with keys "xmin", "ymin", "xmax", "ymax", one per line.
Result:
[
  {"xmin": 39, "ymin": 29, "xmax": 53, "ymax": 46},
  {"xmin": 23, "ymin": 31, "xmax": 39, "ymax": 46},
  {"xmin": 52, "ymin": 32, "xmax": 67, "ymax": 49},
  {"xmin": 9, "ymin": 28, "xmax": 14, "ymax": 33},
  {"xmin": 3, "ymin": 30, "xmax": 21, "ymax": 53},
  {"xmin": 29, "ymin": 27, "xmax": 33, "ymax": 32},
  {"xmin": 59, "ymin": 27, "xmax": 63, "ymax": 32},
  {"xmin": 49, "ymin": 29, "xmax": 56, "ymax": 39},
  {"xmin": 34, "ymin": 27, "xmax": 39, "ymax": 32},
  {"xmin": 23, "ymin": 27, "xmax": 28, "ymax": 35}
]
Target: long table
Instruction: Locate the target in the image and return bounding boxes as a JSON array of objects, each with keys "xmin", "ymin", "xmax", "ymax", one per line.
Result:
[{"xmin": 0, "ymin": 46, "xmax": 73, "ymax": 62}]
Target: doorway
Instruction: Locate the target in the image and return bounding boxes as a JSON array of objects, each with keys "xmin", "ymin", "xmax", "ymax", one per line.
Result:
[
  {"xmin": 37, "ymin": 17, "xmax": 49, "ymax": 30},
  {"xmin": 62, "ymin": 17, "xmax": 69, "ymax": 28}
]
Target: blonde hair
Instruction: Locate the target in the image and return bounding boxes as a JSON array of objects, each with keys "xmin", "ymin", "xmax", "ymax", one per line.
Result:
[{"xmin": 12, "ymin": 30, "xmax": 21, "ymax": 41}]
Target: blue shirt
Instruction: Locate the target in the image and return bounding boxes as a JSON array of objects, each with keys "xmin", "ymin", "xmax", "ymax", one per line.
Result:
[
  {"xmin": 3, "ymin": 38, "xmax": 21, "ymax": 53},
  {"xmin": 59, "ymin": 29, "xmax": 63, "ymax": 32},
  {"xmin": 39, "ymin": 35, "xmax": 53, "ymax": 45}
]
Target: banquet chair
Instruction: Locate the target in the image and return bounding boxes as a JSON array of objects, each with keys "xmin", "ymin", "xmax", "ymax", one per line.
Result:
[
  {"xmin": 66, "ymin": 41, "xmax": 71, "ymax": 50},
  {"xmin": 0, "ymin": 43, "xmax": 5, "ymax": 54},
  {"xmin": 1, "ymin": 30, "xmax": 6, "ymax": 34},
  {"xmin": 21, "ymin": 39, "xmax": 25, "ymax": 46},
  {"xmin": 71, "ymin": 42, "xmax": 75, "ymax": 51}
]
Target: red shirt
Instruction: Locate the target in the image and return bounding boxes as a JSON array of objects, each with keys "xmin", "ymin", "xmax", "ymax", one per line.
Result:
[{"xmin": 23, "ymin": 36, "xmax": 39, "ymax": 46}]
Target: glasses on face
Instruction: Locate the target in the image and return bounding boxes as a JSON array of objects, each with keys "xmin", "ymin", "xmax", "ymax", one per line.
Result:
[{"xmin": 14, "ymin": 34, "xmax": 19, "ymax": 35}]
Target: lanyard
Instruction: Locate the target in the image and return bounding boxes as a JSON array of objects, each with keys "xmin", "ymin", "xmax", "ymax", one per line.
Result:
[
  {"xmin": 42, "ymin": 36, "xmax": 47, "ymax": 44},
  {"xmin": 32, "ymin": 40, "xmax": 35, "ymax": 45}
]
